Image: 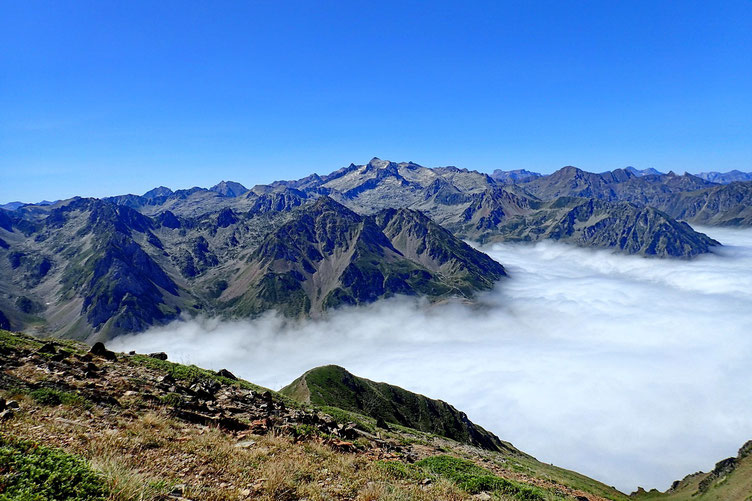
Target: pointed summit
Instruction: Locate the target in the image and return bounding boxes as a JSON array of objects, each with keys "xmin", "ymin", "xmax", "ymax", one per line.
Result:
[
  {"xmin": 367, "ymin": 157, "xmax": 391, "ymax": 169},
  {"xmin": 143, "ymin": 186, "xmax": 173, "ymax": 199},
  {"xmin": 210, "ymin": 181, "xmax": 248, "ymax": 197}
]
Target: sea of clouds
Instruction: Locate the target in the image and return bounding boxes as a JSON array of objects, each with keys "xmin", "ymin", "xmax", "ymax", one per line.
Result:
[{"xmin": 111, "ymin": 226, "xmax": 752, "ymax": 493}]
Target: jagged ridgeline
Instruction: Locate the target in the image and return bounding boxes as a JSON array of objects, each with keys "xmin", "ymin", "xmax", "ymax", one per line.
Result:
[
  {"xmin": 1, "ymin": 158, "xmax": 746, "ymax": 340},
  {"xmin": 0, "ymin": 191, "xmax": 505, "ymax": 341}
]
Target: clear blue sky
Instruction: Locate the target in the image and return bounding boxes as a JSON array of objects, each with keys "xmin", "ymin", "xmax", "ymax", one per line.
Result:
[{"xmin": 1, "ymin": 1, "xmax": 751, "ymax": 203}]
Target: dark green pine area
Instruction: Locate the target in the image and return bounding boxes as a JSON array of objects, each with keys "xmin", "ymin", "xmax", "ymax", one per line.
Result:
[{"xmin": 1, "ymin": 158, "xmax": 747, "ymax": 341}]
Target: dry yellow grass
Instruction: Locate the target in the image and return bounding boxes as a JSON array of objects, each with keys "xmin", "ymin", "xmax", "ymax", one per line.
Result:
[{"xmin": 1, "ymin": 398, "xmax": 475, "ymax": 501}]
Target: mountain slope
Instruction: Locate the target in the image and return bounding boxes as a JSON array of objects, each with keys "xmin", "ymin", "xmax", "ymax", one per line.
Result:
[
  {"xmin": 0, "ymin": 199, "xmax": 194, "ymax": 341},
  {"xmin": 222, "ymin": 197, "xmax": 505, "ymax": 317},
  {"xmin": 519, "ymin": 167, "xmax": 716, "ymax": 205},
  {"xmin": 633, "ymin": 441, "xmax": 752, "ymax": 500},
  {"xmin": 515, "ymin": 166, "xmax": 752, "ymax": 227},
  {"xmin": 0, "ymin": 194, "xmax": 506, "ymax": 339},
  {"xmin": 438, "ymin": 190, "xmax": 718, "ymax": 257},
  {"xmin": 0, "ymin": 329, "xmax": 629, "ymax": 501},
  {"xmin": 490, "ymin": 169, "xmax": 542, "ymax": 183},
  {"xmin": 373, "ymin": 207, "xmax": 505, "ymax": 296},
  {"xmin": 651, "ymin": 181, "xmax": 752, "ymax": 226},
  {"xmin": 280, "ymin": 365, "xmax": 514, "ymax": 453}
]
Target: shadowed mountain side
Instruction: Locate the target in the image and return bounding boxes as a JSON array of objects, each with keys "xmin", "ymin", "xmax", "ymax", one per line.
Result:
[
  {"xmin": 516, "ymin": 166, "xmax": 752, "ymax": 227},
  {"xmin": 460, "ymin": 196, "xmax": 720, "ymax": 257},
  {"xmin": 518, "ymin": 166, "xmax": 716, "ymax": 204},
  {"xmin": 650, "ymin": 181, "xmax": 752, "ymax": 226},
  {"xmin": 281, "ymin": 364, "xmax": 516, "ymax": 453},
  {"xmin": 0, "ymin": 199, "xmax": 192, "ymax": 342},
  {"xmin": 220, "ymin": 197, "xmax": 506, "ymax": 317}
]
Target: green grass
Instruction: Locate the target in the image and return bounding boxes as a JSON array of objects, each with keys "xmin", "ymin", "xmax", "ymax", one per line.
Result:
[
  {"xmin": 158, "ymin": 392, "xmax": 183, "ymax": 408},
  {"xmin": 282, "ymin": 365, "xmax": 502, "ymax": 450},
  {"xmin": 375, "ymin": 460, "xmax": 425, "ymax": 481},
  {"xmin": 0, "ymin": 330, "xmax": 41, "ymax": 351},
  {"xmin": 0, "ymin": 435, "xmax": 108, "ymax": 501},
  {"xmin": 416, "ymin": 455, "xmax": 550, "ymax": 500},
  {"xmin": 27, "ymin": 387, "xmax": 91, "ymax": 409}
]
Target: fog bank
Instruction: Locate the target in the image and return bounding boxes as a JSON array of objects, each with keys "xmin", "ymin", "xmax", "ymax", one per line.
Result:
[{"xmin": 111, "ymin": 226, "xmax": 752, "ymax": 493}]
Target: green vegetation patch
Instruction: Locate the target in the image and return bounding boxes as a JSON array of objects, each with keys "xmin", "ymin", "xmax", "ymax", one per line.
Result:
[
  {"xmin": 0, "ymin": 330, "xmax": 41, "ymax": 351},
  {"xmin": 0, "ymin": 435, "xmax": 107, "ymax": 501},
  {"xmin": 28, "ymin": 387, "xmax": 90, "ymax": 409},
  {"xmin": 375, "ymin": 460, "xmax": 424, "ymax": 481},
  {"xmin": 416, "ymin": 455, "xmax": 548, "ymax": 500}
]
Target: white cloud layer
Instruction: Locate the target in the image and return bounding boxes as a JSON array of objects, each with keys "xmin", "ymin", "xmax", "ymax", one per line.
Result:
[{"xmin": 111, "ymin": 226, "xmax": 752, "ymax": 493}]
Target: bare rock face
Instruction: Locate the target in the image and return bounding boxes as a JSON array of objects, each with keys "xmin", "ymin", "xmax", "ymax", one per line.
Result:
[{"xmin": 90, "ymin": 342, "xmax": 117, "ymax": 361}]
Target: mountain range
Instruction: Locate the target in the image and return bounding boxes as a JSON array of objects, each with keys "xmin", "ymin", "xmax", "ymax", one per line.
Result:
[{"xmin": 1, "ymin": 158, "xmax": 750, "ymax": 340}]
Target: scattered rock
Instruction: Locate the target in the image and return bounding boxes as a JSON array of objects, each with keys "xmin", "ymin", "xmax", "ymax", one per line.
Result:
[
  {"xmin": 473, "ymin": 493, "xmax": 491, "ymax": 500},
  {"xmin": 329, "ymin": 439, "xmax": 356, "ymax": 453},
  {"xmin": 340, "ymin": 422, "xmax": 360, "ymax": 439},
  {"xmin": 37, "ymin": 342, "xmax": 57, "ymax": 354},
  {"xmin": 50, "ymin": 351, "xmax": 68, "ymax": 362},
  {"xmin": 149, "ymin": 352, "xmax": 168, "ymax": 360},
  {"xmin": 76, "ymin": 352, "xmax": 93, "ymax": 362},
  {"xmin": 189, "ymin": 382, "xmax": 215, "ymax": 401},
  {"xmin": 218, "ymin": 416, "xmax": 249, "ymax": 432},
  {"xmin": 376, "ymin": 416, "xmax": 391, "ymax": 430},
  {"xmin": 217, "ymin": 368, "xmax": 237, "ymax": 380},
  {"xmin": 89, "ymin": 342, "xmax": 117, "ymax": 361},
  {"xmin": 235, "ymin": 440, "xmax": 256, "ymax": 449}
]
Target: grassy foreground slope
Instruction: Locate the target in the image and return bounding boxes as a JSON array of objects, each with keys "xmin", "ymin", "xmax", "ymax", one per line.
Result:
[{"xmin": 0, "ymin": 329, "xmax": 628, "ymax": 500}]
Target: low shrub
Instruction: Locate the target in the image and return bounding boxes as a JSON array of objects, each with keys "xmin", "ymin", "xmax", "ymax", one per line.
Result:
[{"xmin": 0, "ymin": 435, "xmax": 107, "ymax": 500}]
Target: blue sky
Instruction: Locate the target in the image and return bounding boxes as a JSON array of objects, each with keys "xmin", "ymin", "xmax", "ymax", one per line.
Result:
[{"xmin": 1, "ymin": 1, "xmax": 751, "ymax": 202}]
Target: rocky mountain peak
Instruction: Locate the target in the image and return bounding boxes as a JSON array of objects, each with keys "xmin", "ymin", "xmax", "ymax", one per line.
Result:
[
  {"xmin": 367, "ymin": 157, "xmax": 391, "ymax": 169},
  {"xmin": 142, "ymin": 186, "xmax": 173, "ymax": 199},
  {"xmin": 210, "ymin": 181, "xmax": 248, "ymax": 197}
]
